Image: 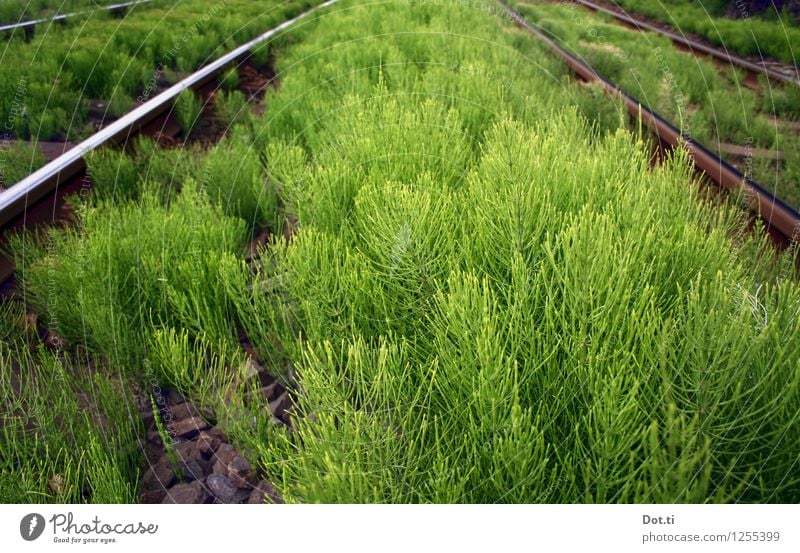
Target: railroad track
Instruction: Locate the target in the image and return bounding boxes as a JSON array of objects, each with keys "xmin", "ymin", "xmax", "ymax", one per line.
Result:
[
  {"xmin": 566, "ymin": 0, "xmax": 800, "ymax": 86},
  {"xmin": 1, "ymin": 0, "xmax": 796, "ymax": 287},
  {"xmin": 0, "ymin": 0, "xmax": 792, "ymax": 508},
  {"xmin": 498, "ymin": 0, "xmax": 800, "ymax": 247},
  {"xmin": 0, "ymin": 0, "xmax": 340, "ymax": 284},
  {"xmin": 0, "ymin": 0, "xmax": 311, "ymax": 501},
  {"xmin": 0, "ymin": 0, "xmax": 155, "ymax": 37}
]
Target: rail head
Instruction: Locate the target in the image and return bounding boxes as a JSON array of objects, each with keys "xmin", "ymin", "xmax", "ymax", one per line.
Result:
[
  {"xmin": 0, "ymin": 1, "xmax": 155, "ymax": 33},
  {"xmin": 0, "ymin": 0, "xmax": 340, "ymax": 229}
]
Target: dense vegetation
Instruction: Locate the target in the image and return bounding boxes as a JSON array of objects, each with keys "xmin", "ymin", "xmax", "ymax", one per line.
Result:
[
  {"xmin": 0, "ymin": 333, "xmax": 141, "ymax": 503},
  {"xmin": 707, "ymin": 0, "xmax": 800, "ymax": 19},
  {"xmin": 2, "ymin": 0, "xmax": 799, "ymax": 503},
  {"xmin": 611, "ymin": 0, "xmax": 800, "ymax": 64},
  {"xmin": 0, "ymin": 142, "xmax": 45, "ymax": 191},
  {"xmin": 512, "ymin": 1, "xmax": 800, "ymax": 207},
  {"xmin": 0, "ymin": 0, "xmax": 311, "ymax": 143},
  {"xmin": 0, "ymin": 0, "xmax": 137, "ymax": 25}
]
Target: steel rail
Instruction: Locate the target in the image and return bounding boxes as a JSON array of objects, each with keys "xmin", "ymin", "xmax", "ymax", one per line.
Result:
[
  {"xmin": 497, "ymin": 0, "xmax": 800, "ymax": 243},
  {"xmin": 0, "ymin": 0, "xmax": 155, "ymax": 33},
  {"xmin": 569, "ymin": 0, "xmax": 800, "ymax": 86},
  {"xmin": 0, "ymin": 0, "xmax": 340, "ymax": 229}
]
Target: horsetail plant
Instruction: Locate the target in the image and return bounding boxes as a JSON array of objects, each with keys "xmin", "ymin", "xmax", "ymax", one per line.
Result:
[{"xmin": 9, "ymin": 0, "xmax": 800, "ymax": 505}]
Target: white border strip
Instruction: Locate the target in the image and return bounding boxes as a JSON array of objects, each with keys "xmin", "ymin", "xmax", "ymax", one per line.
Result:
[{"xmin": 1, "ymin": 504, "xmax": 799, "ymax": 552}]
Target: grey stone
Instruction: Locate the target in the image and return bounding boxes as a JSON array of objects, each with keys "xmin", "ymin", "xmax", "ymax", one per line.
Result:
[
  {"xmin": 139, "ymin": 489, "xmax": 167, "ymax": 504},
  {"xmin": 211, "ymin": 442, "xmax": 237, "ymax": 474},
  {"xmin": 173, "ymin": 440, "xmax": 203, "ymax": 462},
  {"xmin": 165, "ymin": 390, "xmax": 185, "ymax": 406},
  {"xmin": 146, "ymin": 429, "xmax": 163, "ymax": 445},
  {"xmin": 228, "ymin": 455, "xmax": 255, "ymax": 489},
  {"xmin": 207, "ymin": 474, "xmax": 238, "ymax": 504},
  {"xmin": 260, "ymin": 381, "xmax": 281, "ymax": 402},
  {"xmin": 142, "ymin": 460, "xmax": 175, "ymax": 491},
  {"xmin": 161, "ymin": 481, "xmax": 209, "ymax": 504},
  {"xmin": 234, "ymin": 488, "xmax": 252, "ymax": 503},
  {"xmin": 179, "ymin": 458, "xmax": 206, "ymax": 482},
  {"xmin": 170, "ymin": 402, "xmax": 199, "ymax": 421},
  {"xmin": 169, "ymin": 416, "xmax": 209, "ymax": 439},
  {"xmin": 196, "ymin": 428, "xmax": 226, "ymax": 456},
  {"xmin": 247, "ymin": 480, "xmax": 282, "ymax": 504}
]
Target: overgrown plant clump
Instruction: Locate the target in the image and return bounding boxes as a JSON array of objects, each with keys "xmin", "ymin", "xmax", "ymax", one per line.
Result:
[
  {"xmin": 175, "ymin": 90, "xmax": 205, "ymax": 138},
  {"xmin": 0, "ymin": 342, "xmax": 141, "ymax": 503},
  {"xmin": 87, "ymin": 134, "xmax": 276, "ymax": 228},
  {"xmin": 201, "ymin": 140, "xmax": 277, "ymax": 230},
  {"xmin": 8, "ymin": 0, "xmax": 800, "ymax": 505},
  {"xmin": 224, "ymin": 0, "xmax": 800, "ymax": 503},
  {"xmin": 12, "ymin": 180, "xmax": 247, "ymax": 372},
  {"xmin": 511, "ymin": 0, "xmax": 800, "ymax": 208},
  {"xmin": 609, "ymin": 0, "xmax": 800, "ymax": 64},
  {"xmin": 216, "ymin": 90, "xmax": 250, "ymax": 129},
  {"xmin": 0, "ymin": 141, "xmax": 45, "ymax": 190},
  {"xmin": 0, "ymin": 0, "xmax": 314, "ymax": 170},
  {"xmin": 240, "ymin": 116, "xmax": 800, "ymax": 502},
  {"xmin": 0, "ymin": 0, "xmax": 128, "ymax": 24}
]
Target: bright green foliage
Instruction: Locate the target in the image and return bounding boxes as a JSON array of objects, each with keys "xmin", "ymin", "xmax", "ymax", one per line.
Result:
[
  {"xmin": 14, "ymin": 180, "xmax": 247, "ymax": 368},
  {"xmin": 761, "ymin": 75, "xmax": 800, "ymax": 117},
  {"xmin": 200, "ymin": 141, "xmax": 276, "ymax": 230},
  {"xmin": 0, "ymin": 1, "xmax": 129, "ymax": 24},
  {"xmin": 220, "ymin": 67, "xmax": 240, "ymax": 91},
  {"xmin": 0, "ymin": 299, "xmax": 26, "ymax": 344},
  {"xmin": 254, "ymin": 3, "xmax": 604, "ymax": 153},
  {"xmin": 9, "ymin": 0, "xmax": 800, "ymax": 505},
  {"xmin": 132, "ymin": 136, "xmax": 201, "ymax": 202},
  {"xmin": 87, "ymin": 138, "xmax": 207, "ymax": 206},
  {"xmin": 86, "ymin": 147, "xmax": 139, "ymax": 203},
  {"xmin": 88, "ymin": 132, "xmax": 274, "ymax": 229},
  {"xmin": 221, "ymin": 0, "xmax": 800, "ymax": 503},
  {"xmin": 0, "ymin": 141, "xmax": 45, "ymax": 189},
  {"xmin": 241, "ymin": 113, "xmax": 800, "ymax": 503},
  {"xmin": 0, "ymin": 0, "xmax": 313, "ymax": 144},
  {"xmin": 0, "ymin": 345, "xmax": 141, "ymax": 503},
  {"xmin": 174, "ymin": 90, "xmax": 204, "ymax": 137},
  {"xmin": 511, "ymin": 0, "xmax": 800, "ymax": 208},
  {"xmin": 216, "ymin": 90, "xmax": 249, "ymax": 128},
  {"xmin": 265, "ymin": 141, "xmax": 305, "ymax": 186},
  {"xmin": 148, "ymin": 326, "xmax": 244, "ymax": 406},
  {"xmin": 610, "ymin": 0, "xmax": 800, "ymax": 64}
]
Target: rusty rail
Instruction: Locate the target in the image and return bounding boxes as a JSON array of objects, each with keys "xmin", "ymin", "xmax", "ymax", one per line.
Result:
[
  {"xmin": 569, "ymin": 0, "xmax": 800, "ymax": 86},
  {"xmin": 498, "ymin": 0, "xmax": 800, "ymax": 243}
]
